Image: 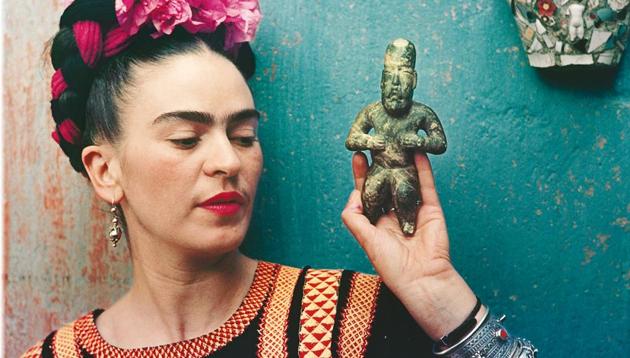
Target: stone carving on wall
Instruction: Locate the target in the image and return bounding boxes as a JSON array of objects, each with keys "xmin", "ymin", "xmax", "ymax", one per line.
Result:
[{"xmin": 509, "ymin": 0, "xmax": 630, "ymax": 67}]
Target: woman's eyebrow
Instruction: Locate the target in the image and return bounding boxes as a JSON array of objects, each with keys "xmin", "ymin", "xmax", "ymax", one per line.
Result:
[
  {"xmin": 152, "ymin": 109, "xmax": 259, "ymax": 126},
  {"xmin": 227, "ymin": 109, "xmax": 260, "ymax": 124},
  {"xmin": 152, "ymin": 110, "xmax": 214, "ymax": 125}
]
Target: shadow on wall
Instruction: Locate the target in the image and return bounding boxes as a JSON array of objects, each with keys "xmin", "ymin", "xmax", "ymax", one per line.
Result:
[{"xmin": 535, "ymin": 66, "xmax": 620, "ymax": 91}]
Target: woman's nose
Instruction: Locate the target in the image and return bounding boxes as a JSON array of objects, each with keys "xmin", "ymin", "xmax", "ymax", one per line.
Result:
[{"xmin": 202, "ymin": 136, "xmax": 241, "ymax": 178}]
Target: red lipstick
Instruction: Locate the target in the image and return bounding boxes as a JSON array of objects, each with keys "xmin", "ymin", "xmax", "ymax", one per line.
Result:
[{"xmin": 199, "ymin": 191, "xmax": 245, "ymax": 216}]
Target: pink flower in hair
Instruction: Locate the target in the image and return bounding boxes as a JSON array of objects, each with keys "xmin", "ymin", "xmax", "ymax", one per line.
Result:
[
  {"xmin": 182, "ymin": 0, "xmax": 227, "ymax": 33},
  {"xmin": 116, "ymin": 0, "xmax": 196, "ymax": 37},
  {"xmin": 150, "ymin": 0, "xmax": 193, "ymax": 37},
  {"xmin": 115, "ymin": 0, "xmax": 158, "ymax": 36},
  {"xmin": 222, "ymin": 0, "xmax": 262, "ymax": 49},
  {"xmin": 114, "ymin": 0, "xmax": 261, "ymax": 49}
]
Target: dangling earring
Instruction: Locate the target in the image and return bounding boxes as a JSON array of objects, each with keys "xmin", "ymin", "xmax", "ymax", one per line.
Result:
[{"xmin": 109, "ymin": 201, "xmax": 122, "ymax": 248}]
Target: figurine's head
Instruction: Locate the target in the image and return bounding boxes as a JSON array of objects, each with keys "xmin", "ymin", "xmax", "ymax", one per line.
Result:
[{"xmin": 381, "ymin": 38, "xmax": 417, "ymax": 117}]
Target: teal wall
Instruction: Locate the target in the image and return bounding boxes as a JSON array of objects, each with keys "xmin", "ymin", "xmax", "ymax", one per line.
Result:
[{"xmin": 244, "ymin": 0, "xmax": 629, "ymax": 356}]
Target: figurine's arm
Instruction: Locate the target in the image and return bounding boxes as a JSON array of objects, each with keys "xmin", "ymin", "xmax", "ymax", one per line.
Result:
[
  {"xmin": 418, "ymin": 108, "xmax": 447, "ymax": 155},
  {"xmin": 345, "ymin": 108, "xmax": 383, "ymax": 151}
]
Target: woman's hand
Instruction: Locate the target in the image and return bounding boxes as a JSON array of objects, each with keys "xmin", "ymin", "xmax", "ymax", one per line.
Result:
[{"xmin": 341, "ymin": 151, "xmax": 479, "ymax": 340}]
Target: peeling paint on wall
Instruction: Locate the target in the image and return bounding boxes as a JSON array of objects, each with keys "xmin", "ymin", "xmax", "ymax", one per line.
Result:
[{"xmin": 3, "ymin": 2, "xmax": 131, "ymax": 356}]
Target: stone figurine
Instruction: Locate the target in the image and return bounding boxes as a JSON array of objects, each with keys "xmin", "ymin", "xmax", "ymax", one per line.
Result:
[{"xmin": 345, "ymin": 38, "xmax": 447, "ymax": 236}]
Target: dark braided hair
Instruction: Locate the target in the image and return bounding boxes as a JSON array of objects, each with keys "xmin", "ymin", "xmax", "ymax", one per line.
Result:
[{"xmin": 50, "ymin": 0, "xmax": 256, "ymax": 175}]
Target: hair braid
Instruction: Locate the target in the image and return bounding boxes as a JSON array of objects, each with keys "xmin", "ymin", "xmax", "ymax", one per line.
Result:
[
  {"xmin": 73, "ymin": 21, "xmax": 104, "ymax": 68},
  {"xmin": 49, "ymin": 0, "xmax": 116, "ymax": 174}
]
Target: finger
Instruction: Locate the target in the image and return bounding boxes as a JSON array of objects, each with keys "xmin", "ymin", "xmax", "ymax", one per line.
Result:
[
  {"xmin": 352, "ymin": 152, "xmax": 369, "ymax": 191},
  {"xmin": 414, "ymin": 152, "xmax": 441, "ymax": 207},
  {"xmin": 341, "ymin": 190, "xmax": 376, "ymax": 250}
]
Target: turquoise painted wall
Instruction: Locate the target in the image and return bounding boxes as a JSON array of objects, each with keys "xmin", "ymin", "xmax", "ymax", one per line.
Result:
[{"xmin": 243, "ymin": 0, "xmax": 629, "ymax": 356}]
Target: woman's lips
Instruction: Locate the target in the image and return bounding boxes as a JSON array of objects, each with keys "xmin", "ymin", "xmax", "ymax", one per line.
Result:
[
  {"xmin": 198, "ymin": 191, "xmax": 245, "ymax": 217},
  {"xmin": 200, "ymin": 202, "xmax": 243, "ymax": 216}
]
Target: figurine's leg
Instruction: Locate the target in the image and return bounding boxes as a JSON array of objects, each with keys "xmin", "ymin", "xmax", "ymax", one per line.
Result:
[
  {"xmin": 391, "ymin": 167, "xmax": 420, "ymax": 235},
  {"xmin": 362, "ymin": 165, "xmax": 390, "ymax": 224}
]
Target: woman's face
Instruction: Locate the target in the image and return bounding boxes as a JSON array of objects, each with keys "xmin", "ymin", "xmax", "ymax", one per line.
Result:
[{"xmin": 113, "ymin": 48, "xmax": 262, "ymax": 257}]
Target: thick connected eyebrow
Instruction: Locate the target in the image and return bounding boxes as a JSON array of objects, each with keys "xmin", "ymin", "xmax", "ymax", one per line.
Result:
[
  {"xmin": 152, "ymin": 108, "xmax": 260, "ymax": 126},
  {"xmin": 226, "ymin": 108, "xmax": 260, "ymax": 126},
  {"xmin": 152, "ymin": 110, "xmax": 214, "ymax": 126}
]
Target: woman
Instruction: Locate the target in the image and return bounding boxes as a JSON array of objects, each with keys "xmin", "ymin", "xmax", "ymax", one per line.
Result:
[{"xmin": 21, "ymin": 0, "xmax": 536, "ymax": 357}]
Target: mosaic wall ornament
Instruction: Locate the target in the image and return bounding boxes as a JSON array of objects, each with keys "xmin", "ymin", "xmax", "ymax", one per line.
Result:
[{"xmin": 509, "ymin": 0, "xmax": 630, "ymax": 67}]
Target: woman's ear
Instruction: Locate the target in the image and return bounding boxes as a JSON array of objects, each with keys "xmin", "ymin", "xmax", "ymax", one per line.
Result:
[{"xmin": 82, "ymin": 144, "xmax": 124, "ymax": 203}]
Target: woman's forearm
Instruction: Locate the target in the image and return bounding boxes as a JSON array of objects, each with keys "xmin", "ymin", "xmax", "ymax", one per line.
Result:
[{"xmin": 394, "ymin": 267, "xmax": 478, "ymax": 341}]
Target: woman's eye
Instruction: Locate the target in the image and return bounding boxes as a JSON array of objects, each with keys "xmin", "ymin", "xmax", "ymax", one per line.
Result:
[
  {"xmin": 230, "ymin": 136, "xmax": 258, "ymax": 147},
  {"xmin": 169, "ymin": 137, "xmax": 200, "ymax": 149}
]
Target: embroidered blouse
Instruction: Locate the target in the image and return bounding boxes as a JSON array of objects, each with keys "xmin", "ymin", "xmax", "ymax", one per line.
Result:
[{"xmin": 20, "ymin": 261, "xmax": 432, "ymax": 357}]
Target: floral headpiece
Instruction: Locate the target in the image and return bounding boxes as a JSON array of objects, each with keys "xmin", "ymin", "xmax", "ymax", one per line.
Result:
[
  {"xmin": 61, "ymin": 0, "xmax": 261, "ymax": 53},
  {"xmin": 114, "ymin": 0, "xmax": 262, "ymax": 50}
]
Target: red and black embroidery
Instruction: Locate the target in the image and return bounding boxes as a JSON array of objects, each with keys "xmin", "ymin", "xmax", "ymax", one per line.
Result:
[
  {"xmin": 256, "ymin": 265, "xmax": 302, "ymax": 357},
  {"xmin": 20, "ymin": 263, "xmax": 435, "ymax": 358}
]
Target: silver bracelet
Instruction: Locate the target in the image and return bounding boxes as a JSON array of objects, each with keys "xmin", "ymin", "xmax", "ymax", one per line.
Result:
[{"xmin": 433, "ymin": 312, "xmax": 538, "ymax": 357}]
